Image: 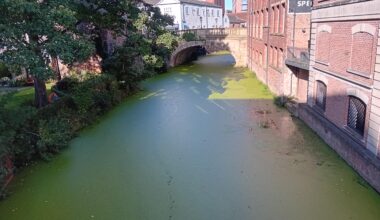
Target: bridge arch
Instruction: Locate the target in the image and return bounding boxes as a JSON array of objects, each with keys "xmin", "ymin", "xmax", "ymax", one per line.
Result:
[
  {"xmin": 170, "ymin": 28, "xmax": 247, "ymax": 67},
  {"xmin": 170, "ymin": 41, "xmax": 206, "ymax": 67}
]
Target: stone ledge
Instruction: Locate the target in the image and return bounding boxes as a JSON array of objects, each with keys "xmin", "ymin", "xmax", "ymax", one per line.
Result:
[{"xmin": 313, "ymin": 0, "xmax": 371, "ymax": 9}]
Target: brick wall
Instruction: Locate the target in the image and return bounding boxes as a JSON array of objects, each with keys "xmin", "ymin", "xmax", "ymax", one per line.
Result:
[
  {"xmin": 247, "ymin": 0, "xmax": 289, "ymax": 95},
  {"xmin": 298, "ymin": 104, "xmax": 380, "ymax": 193},
  {"xmin": 314, "ymin": 21, "xmax": 378, "ymax": 87},
  {"xmin": 309, "ymin": 0, "xmax": 380, "ymax": 159}
]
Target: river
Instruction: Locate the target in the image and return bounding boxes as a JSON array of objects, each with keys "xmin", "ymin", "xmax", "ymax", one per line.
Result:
[{"xmin": 0, "ymin": 54, "xmax": 379, "ymax": 219}]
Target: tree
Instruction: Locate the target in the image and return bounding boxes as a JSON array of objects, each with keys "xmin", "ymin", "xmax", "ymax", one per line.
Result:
[
  {"xmin": 77, "ymin": 0, "xmax": 178, "ymax": 81},
  {"xmin": 0, "ymin": 0, "xmax": 94, "ymax": 108}
]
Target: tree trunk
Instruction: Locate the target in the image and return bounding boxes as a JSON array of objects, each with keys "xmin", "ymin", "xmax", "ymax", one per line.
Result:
[
  {"xmin": 33, "ymin": 77, "xmax": 48, "ymax": 108},
  {"xmin": 52, "ymin": 56, "xmax": 62, "ymax": 81}
]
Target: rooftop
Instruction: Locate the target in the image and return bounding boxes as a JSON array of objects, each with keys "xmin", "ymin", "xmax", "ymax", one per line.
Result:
[{"xmin": 227, "ymin": 14, "xmax": 247, "ymax": 24}]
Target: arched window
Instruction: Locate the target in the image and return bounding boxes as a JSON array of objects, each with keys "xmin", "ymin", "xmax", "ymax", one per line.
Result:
[
  {"xmin": 315, "ymin": 81, "xmax": 326, "ymax": 111},
  {"xmin": 316, "ymin": 31, "xmax": 330, "ymax": 63},
  {"xmin": 347, "ymin": 96, "xmax": 366, "ymax": 135},
  {"xmin": 315, "ymin": 24, "xmax": 331, "ymax": 64},
  {"xmin": 274, "ymin": 47, "xmax": 278, "ymax": 67},
  {"xmin": 350, "ymin": 31, "xmax": 374, "ymax": 75}
]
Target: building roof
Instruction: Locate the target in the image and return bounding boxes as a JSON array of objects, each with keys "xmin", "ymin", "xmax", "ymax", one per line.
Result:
[
  {"xmin": 233, "ymin": 12, "xmax": 248, "ymax": 22},
  {"xmin": 227, "ymin": 14, "xmax": 246, "ymax": 24},
  {"xmin": 156, "ymin": 0, "xmax": 222, "ymax": 8}
]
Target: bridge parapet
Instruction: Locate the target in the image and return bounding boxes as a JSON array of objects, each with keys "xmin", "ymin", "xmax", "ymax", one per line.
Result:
[
  {"xmin": 171, "ymin": 28, "xmax": 248, "ymax": 67},
  {"xmin": 177, "ymin": 28, "xmax": 247, "ymax": 39}
]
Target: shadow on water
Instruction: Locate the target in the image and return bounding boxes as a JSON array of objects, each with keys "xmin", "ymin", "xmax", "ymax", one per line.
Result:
[{"xmin": 0, "ymin": 54, "xmax": 380, "ymax": 220}]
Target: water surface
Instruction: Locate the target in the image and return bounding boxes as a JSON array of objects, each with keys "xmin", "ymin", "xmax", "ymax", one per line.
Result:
[{"xmin": 0, "ymin": 54, "xmax": 379, "ymax": 220}]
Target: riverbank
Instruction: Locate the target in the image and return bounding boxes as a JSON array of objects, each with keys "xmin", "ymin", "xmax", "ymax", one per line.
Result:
[{"xmin": 0, "ymin": 74, "xmax": 136, "ymax": 198}]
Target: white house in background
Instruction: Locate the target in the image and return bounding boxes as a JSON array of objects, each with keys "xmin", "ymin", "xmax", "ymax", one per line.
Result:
[{"xmin": 155, "ymin": 0, "xmax": 229, "ymax": 30}]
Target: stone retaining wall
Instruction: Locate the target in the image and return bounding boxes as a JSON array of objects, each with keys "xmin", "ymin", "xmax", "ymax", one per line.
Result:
[{"xmin": 298, "ymin": 104, "xmax": 380, "ymax": 193}]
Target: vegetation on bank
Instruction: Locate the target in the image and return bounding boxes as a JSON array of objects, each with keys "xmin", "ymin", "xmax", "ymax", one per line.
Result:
[{"xmin": 0, "ymin": 0, "xmax": 179, "ymax": 198}]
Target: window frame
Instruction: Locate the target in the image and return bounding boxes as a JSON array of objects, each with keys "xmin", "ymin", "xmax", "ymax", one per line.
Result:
[
  {"xmin": 347, "ymin": 96, "xmax": 366, "ymax": 136},
  {"xmin": 315, "ymin": 80, "xmax": 327, "ymax": 111}
]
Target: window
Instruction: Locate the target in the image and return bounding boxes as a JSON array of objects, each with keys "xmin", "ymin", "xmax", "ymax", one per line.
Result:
[
  {"xmin": 271, "ymin": 7, "xmax": 275, "ymax": 33},
  {"xmin": 260, "ymin": 10, "xmax": 263, "ymax": 38},
  {"xmin": 164, "ymin": 7, "xmax": 171, "ymax": 13},
  {"xmin": 278, "ymin": 48, "xmax": 283, "ymax": 68},
  {"xmin": 347, "ymin": 96, "xmax": 366, "ymax": 135},
  {"xmin": 281, "ymin": 3, "xmax": 285, "ymax": 33},
  {"xmin": 242, "ymin": 0, "xmax": 248, "ymax": 11},
  {"xmin": 316, "ymin": 25, "xmax": 332, "ymax": 64},
  {"xmin": 257, "ymin": 11, "xmax": 260, "ymax": 38},
  {"xmin": 315, "ymin": 81, "xmax": 326, "ymax": 111},
  {"xmin": 217, "ymin": 10, "xmax": 220, "ymax": 17},
  {"xmin": 274, "ymin": 47, "xmax": 278, "ymax": 67},
  {"xmin": 186, "ymin": 7, "xmax": 189, "ymax": 15},
  {"xmin": 211, "ymin": 9, "xmax": 214, "ymax": 17},
  {"xmin": 316, "ymin": 31, "xmax": 330, "ymax": 64},
  {"xmin": 264, "ymin": 44, "xmax": 267, "ymax": 66},
  {"xmin": 276, "ymin": 5, "xmax": 280, "ymax": 33},
  {"xmin": 197, "ymin": 8, "xmax": 200, "ymax": 16},
  {"xmin": 350, "ymin": 32, "xmax": 374, "ymax": 74},
  {"xmin": 269, "ymin": 46, "xmax": 273, "ymax": 65}
]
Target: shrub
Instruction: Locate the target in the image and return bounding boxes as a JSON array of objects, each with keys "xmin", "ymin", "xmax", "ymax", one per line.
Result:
[
  {"xmin": 181, "ymin": 32, "xmax": 197, "ymax": 42},
  {"xmin": 0, "ymin": 73, "xmax": 130, "ymax": 198},
  {"xmin": 0, "ymin": 63, "xmax": 10, "ymax": 79}
]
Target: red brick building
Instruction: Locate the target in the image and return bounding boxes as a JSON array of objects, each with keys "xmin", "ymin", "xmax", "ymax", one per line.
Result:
[
  {"xmin": 248, "ymin": 0, "xmax": 380, "ymax": 192},
  {"xmin": 247, "ymin": 0, "xmax": 310, "ymax": 96},
  {"xmin": 233, "ymin": 0, "xmax": 248, "ymax": 13},
  {"xmin": 308, "ymin": 0, "xmax": 380, "ymax": 158}
]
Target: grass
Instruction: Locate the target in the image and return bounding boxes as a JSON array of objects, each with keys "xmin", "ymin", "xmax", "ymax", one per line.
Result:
[
  {"xmin": 209, "ymin": 50, "xmax": 231, "ymax": 56},
  {"xmin": 1, "ymin": 83, "xmax": 54, "ymax": 109}
]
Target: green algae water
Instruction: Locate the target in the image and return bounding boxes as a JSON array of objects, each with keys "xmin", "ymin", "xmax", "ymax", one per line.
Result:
[{"xmin": 0, "ymin": 54, "xmax": 380, "ymax": 219}]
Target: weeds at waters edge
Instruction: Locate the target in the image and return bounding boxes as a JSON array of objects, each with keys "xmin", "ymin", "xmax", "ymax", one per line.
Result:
[
  {"xmin": 274, "ymin": 95, "xmax": 296, "ymax": 108},
  {"xmin": 0, "ymin": 74, "xmax": 136, "ymax": 199}
]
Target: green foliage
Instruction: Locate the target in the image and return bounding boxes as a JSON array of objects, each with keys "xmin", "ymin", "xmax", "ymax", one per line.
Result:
[
  {"xmin": 37, "ymin": 117, "xmax": 73, "ymax": 157},
  {"xmin": 0, "ymin": 74, "xmax": 129, "ymax": 197},
  {"xmin": 0, "ymin": 0, "xmax": 94, "ymax": 107},
  {"xmin": 0, "ymin": 0, "xmax": 180, "ymax": 197},
  {"xmin": 0, "ymin": 63, "xmax": 10, "ymax": 78},
  {"xmin": 78, "ymin": 1, "xmax": 178, "ymax": 81},
  {"xmin": 181, "ymin": 32, "xmax": 198, "ymax": 42},
  {"xmin": 0, "ymin": 0, "xmax": 94, "ymax": 79}
]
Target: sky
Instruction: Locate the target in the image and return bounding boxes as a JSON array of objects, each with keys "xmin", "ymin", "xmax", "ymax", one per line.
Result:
[{"xmin": 225, "ymin": 0, "xmax": 232, "ymax": 10}]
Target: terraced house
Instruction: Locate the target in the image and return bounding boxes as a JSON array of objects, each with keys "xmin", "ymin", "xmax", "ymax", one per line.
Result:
[{"xmin": 155, "ymin": 0, "xmax": 228, "ymax": 30}]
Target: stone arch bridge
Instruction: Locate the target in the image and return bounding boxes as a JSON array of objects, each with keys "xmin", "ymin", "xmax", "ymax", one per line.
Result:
[{"xmin": 170, "ymin": 28, "xmax": 247, "ymax": 67}]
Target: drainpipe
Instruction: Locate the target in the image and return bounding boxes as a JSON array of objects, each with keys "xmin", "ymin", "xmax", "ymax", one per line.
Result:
[
  {"xmin": 290, "ymin": 11, "xmax": 296, "ymax": 97},
  {"xmin": 306, "ymin": 9, "xmax": 313, "ymax": 105},
  {"xmin": 265, "ymin": 1, "xmax": 271, "ymax": 85}
]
